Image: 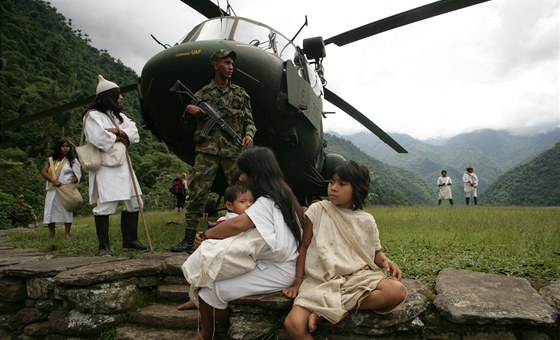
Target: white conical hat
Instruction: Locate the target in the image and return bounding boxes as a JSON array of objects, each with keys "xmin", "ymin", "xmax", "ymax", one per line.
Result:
[{"xmin": 96, "ymin": 74, "xmax": 119, "ymax": 95}]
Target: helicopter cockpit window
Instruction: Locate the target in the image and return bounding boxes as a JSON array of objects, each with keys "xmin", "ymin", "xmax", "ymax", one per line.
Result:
[
  {"xmin": 186, "ymin": 18, "xmax": 235, "ymax": 42},
  {"xmin": 234, "ymin": 20, "xmax": 275, "ymax": 52}
]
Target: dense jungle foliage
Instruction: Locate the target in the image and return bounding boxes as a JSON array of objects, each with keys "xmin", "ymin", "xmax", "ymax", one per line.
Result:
[{"xmin": 0, "ymin": 0, "xmax": 192, "ymax": 228}]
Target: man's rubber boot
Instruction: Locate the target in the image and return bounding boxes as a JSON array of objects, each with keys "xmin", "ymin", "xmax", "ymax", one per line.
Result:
[
  {"xmin": 473, "ymin": 197, "xmax": 478, "ymax": 205},
  {"xmin": 170, "ymin": 226, "xmax": 197, "ymax": 253},
  {"xmin": 465, "ymin": 197, "xmax": 470, "ymax": 206},
  {"xmin": 94, "ymin": 215, "xmax": 112, "ymax": 256},
  {"xmin": 121, "ymin": 211, "xmax": 148, "ymax": 250}
]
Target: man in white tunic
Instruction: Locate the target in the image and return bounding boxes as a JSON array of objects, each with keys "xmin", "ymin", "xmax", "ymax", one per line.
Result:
[
  {"xmin": 83, "ymin": 75, "xmax": 147, "ymax": 256},
  {"xmin": 462, "ymin": 165, "xmax": 479, "ymax": 206}
]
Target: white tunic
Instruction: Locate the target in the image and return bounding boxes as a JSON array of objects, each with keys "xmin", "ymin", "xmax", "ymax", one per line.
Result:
[
  {"xmin": 43, "ymin": 159, "xmax": 81, "ymax": 224},
  {"xmin": 194, "ymin": 196, "xmax": 300, "ymax": 308},
  {"xmin": 294, "ymin": 201, "xmax": 386, "ymax": 324},
  {"xmin": 437, "ymin": 176, "xmax": 453, "ymax": 199},
  {"xmin": 462, "ymin": 172, "xmax": 479, "ymax": 193},
  {"xmin": 83, "ymin": 110, "xmax": 141, "ymax": 204}
]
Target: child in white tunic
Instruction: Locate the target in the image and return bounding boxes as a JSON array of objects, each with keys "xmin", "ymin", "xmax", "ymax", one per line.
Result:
[{"xmin": 283, "ymin": 160, "xmax": 407, "ymax": 338}]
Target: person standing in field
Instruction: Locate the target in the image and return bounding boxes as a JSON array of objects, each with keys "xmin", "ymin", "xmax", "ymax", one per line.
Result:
[
  {"xmin": 462, "ymin": 165, "xmax": 479, "ymax": 206},
  {"xmin": 436, "ymin": 169, "xmax": 453, "ymax": 206},
  {"xmin": 41, "ymin": 138, "xmax": 81, "ymax": 239}
]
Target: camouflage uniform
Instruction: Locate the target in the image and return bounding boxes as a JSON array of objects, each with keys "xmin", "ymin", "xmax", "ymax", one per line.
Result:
[
  {"xmin": 172, "ymin": 79, "xmax": 256, "ymax": 252},
  {"xmin": 8, "ymin": 202, "xmax": 37, "ymax": 228}
]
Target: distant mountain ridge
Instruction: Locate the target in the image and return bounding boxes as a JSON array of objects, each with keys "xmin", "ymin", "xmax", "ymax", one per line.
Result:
[
  {"xmin": 482, "ymin": 143, "xmax": 560, "ymax": 206},
  {"xmin": 344, "ymin": 128, "xmax": 560, "ymax": 200}
]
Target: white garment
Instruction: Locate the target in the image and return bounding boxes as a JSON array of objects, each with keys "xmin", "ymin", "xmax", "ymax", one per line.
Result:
[
  {"xmin": 43, "ymin": 158, "xmax": 81, "ymax": 224},
  {"xmin": 196, "ymin": 196, "xmax": 300, "ymax": 309},
  {"xmin": 83, "ymin": 110, "xmax": 142, "ymax": 206},
  {"xmin": 437, "ymin": 176, "xmax": 453, "ymax": 200},
  {"xmin": 462, "ymin": 171, "xmax": 479, "ymax": 196},
  {"xmin": 294, "ymin": 201, "xmax": 386, "ymax": 324}
]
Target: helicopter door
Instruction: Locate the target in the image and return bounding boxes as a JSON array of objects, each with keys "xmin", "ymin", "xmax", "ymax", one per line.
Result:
[{"xmin": 285, "ymin": 60, "xmax": 322, "ymax": 131}]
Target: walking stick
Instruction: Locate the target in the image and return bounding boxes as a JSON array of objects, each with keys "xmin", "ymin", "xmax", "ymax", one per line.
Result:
[{"xmin": 124, "ymin": 149, "xmax": 153, "ymax": 251}]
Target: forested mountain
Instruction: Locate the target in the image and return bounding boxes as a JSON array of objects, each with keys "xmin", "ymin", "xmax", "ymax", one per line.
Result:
[
  {"xmin": 324, "ymin": 135, "xmax": 433, "ymax": 205},
  {"xmin": 345, "ymin": 129, "xmax": 560, "ymax": 199},
  {"xmin": 0, "ymin": 0, "xmax": 189, "ymax": 225},
  {"xmin": 481, "ymin": 143, "xmax": 560, "ymax": 206}
]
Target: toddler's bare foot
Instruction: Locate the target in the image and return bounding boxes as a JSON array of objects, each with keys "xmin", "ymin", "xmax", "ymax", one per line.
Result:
[{"xmin": 308, "ymin": 312, "xmax": 320, "ymax": 333}]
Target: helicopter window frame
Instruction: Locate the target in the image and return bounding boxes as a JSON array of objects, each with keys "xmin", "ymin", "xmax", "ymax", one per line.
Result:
[{"xmin": 183, "ymin": 17, "xmax": 236, "ymax": 42}]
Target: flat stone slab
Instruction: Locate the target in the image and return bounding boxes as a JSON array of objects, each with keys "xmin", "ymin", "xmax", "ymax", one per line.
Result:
[
  {"xmin": 0, "ymin": 249, "xmax": 52, "ymax": 267},
  {"xmin": 116, "ymin": 323, "xmax": 198, "ymax": 340},
  {"xmin": 434, "ymin": 268, "xmax": 558, "ymax": 326},
  {"xmin": 128, "ymin": 303, "xmax": 198, "ymax": 330},
  {"xmin": 54, "ymin": 258, "xmax": 163, "ymax": 286},
  {"xmin": 540, "ymin": 279, "xmax": 560, "ymax": 311},
  {"xmin": 0, "ymin": 256, "xmax": 123, "ymax": 277}
]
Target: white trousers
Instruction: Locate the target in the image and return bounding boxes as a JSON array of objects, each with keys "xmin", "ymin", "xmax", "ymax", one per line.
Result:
[{"xmin": 92, "ymin": 196, "xmax": 142, "ymax": 215}]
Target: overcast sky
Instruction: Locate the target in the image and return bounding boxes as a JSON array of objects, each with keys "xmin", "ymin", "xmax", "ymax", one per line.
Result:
[{"xmin": 48, "ymin": 0, "xmax": 559, "ymax": 141}]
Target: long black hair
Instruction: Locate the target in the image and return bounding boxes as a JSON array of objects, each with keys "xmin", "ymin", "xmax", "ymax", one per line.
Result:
[
  {"xmin": 82, "ymin": 87, "xmax": 123, "ymax": 123},
  {"xmin": 51, "ymin": 138, "xmax": 77, "ymax": 166},
  {"xmin": 235, "ymin": 146, "xmax": 303, "ymax": 244},
  {"xmin": 332, "ymin": 160, "xmax": 370, "ymax": 210}
]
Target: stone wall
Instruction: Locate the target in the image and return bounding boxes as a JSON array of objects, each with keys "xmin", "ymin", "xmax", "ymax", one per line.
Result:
[{"xmin": 0, "ymin": 234, "xmax": 558, "ymax": 339}]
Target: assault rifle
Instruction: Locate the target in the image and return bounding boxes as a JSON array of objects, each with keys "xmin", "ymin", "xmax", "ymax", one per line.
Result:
[{"xmin": 170, "ymin": 80, "xmax": 242, "ymax": 145}]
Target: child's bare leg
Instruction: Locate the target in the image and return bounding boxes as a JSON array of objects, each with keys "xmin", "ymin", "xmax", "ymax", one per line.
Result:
[
  {"xmin": 357, "ymin": 278, "xmax": 407, "ymax": 311},
  {"xmin": 284, "ymin": 305, "xmax": 314, "ymax": 340},
  {"xmin": 177, "ymin": 300, "xmax": 195, "ymax": 310}
]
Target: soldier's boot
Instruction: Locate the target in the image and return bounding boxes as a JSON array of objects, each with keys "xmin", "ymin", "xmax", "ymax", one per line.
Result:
[
  {"xmin": 121, "ymin": 211, "xmax": 148, "ymax": 250},
  {"xmin": 473, "ymin": 197, "xmax": 478, "ymax": 205},
  {"xmin": 170, "ymin": 226, "xmax": 197, "ymax": 253},
  {"xmin": 94, "ymin": 215, "xmax": 112, "ymax": 256},
  {"xmin": 465, "ymin": 197, "xmax": 470, "ymax": 206},
  {"xmin": 48, "ymin": 224, "xmax": 55, "ymax": 238}
]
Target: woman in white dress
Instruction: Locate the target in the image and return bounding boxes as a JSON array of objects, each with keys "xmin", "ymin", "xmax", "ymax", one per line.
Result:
[
  {"xmin": 41, "ymin": 139, "xmax": 81, "ymax": 239},
  {"xmin": 190, "ymin": 146, "xmax": 303, "ymax": 339}
]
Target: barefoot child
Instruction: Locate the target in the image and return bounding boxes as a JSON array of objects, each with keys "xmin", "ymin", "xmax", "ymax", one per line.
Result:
[
  {"xmin": 283, "ymin": 160, "xmax": 407, "ymax": 338},
  {"xmin": 177, "ymin": 182, "xmax": 255, "ymax": 310}
]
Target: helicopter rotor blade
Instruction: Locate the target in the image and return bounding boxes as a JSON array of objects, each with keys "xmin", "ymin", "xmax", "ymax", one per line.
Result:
[
  {"xmin": 324, "ymin": 0, "xmax": 490, "ymax": 47},
  {"xmin": 0, "ymin": 83, "xmax": 137, "ymax": 131},
  {"xmin": 324, "ymin": 88, "xmax": 407, "ymax": 153},
  {"xmin": 178, "ymin": 0, "xmax": 229, "ymax": 19}
]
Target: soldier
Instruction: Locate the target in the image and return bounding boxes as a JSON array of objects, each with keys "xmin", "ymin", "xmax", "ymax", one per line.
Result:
[
  {"xmin": 7, "ymin": 194, "xmax": 38, "ymax": 228},
  {"xmin": 171, "ymin": 49, "xmax": 257, "ymax": 252}
]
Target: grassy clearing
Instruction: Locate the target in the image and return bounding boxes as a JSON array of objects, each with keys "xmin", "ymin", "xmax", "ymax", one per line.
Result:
[{"xmin": 4, "ymin": 206, "xmax": 559, "ymax": 289}]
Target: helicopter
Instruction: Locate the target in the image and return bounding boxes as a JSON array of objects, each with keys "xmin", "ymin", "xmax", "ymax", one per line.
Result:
[{"xmin": 1, "ymin": 0, "xmax": 491, "ymax": 203}]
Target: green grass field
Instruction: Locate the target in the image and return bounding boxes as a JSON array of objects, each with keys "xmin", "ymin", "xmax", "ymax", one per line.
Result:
[{"xmin": 5, "ymin": 206, "xmax": 559, "ymax": 289}]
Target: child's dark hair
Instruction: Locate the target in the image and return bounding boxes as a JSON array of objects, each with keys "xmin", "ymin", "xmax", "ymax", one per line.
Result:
[
  {"xmin": 223, "ymin": 182, "xmax": 252, "ymax": 204},
  {"xmin": 235, "ymin": 146, "xmax": 303, "ymax": 245},
  {"xmin": 51, "ymin": 139, "xmax": 77, "ymax": 165},
  {"xmin": 332, "ymin": 160, "xmax": 370, "ymax": 210}
]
